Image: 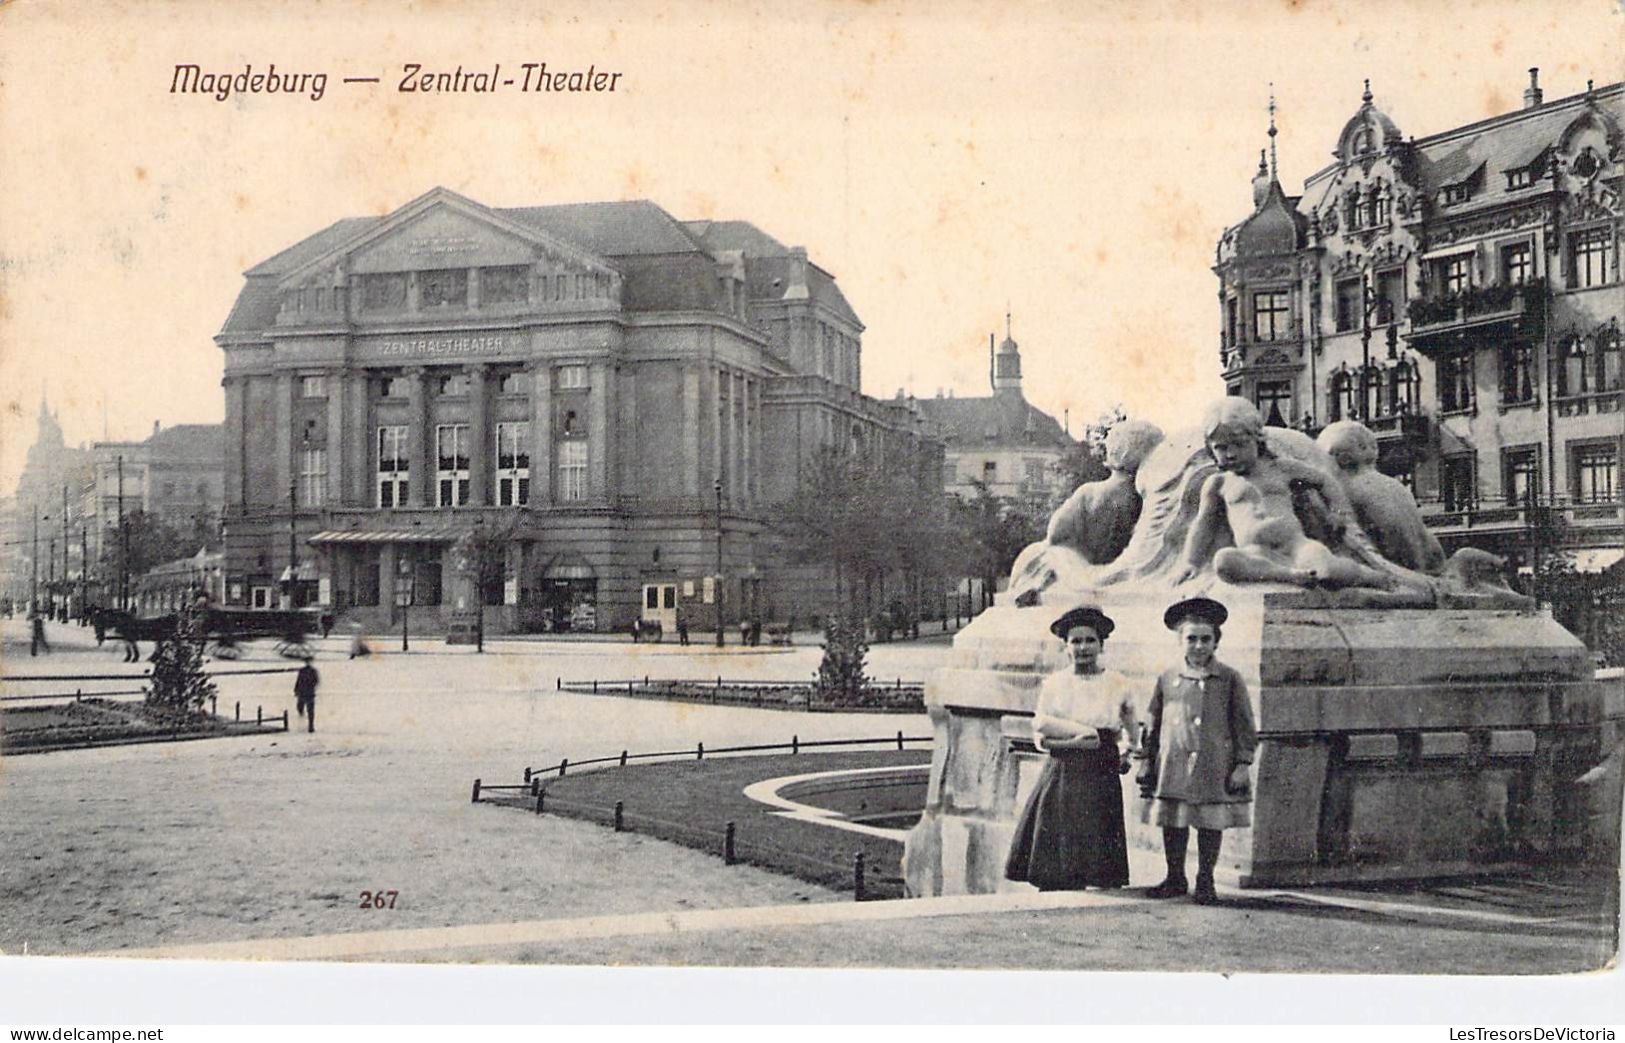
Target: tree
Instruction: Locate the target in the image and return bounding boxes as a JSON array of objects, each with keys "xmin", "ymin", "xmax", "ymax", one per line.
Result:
[
  {"xmin": 147, "ymin": 606, "xmax": 216, "ymax": 715},
  {"xmin": 452, "ymin": 516, "xmax": 518, "ymax": 651},
  {"xmin": 952, "ymin": 480, "xmax": 1046, "ymax": 610},
  {"xmin": 815, "ymin": 613, "xmax": 869, "ymax": 701}
]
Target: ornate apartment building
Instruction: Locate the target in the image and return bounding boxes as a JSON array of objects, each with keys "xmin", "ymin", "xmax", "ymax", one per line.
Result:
[
  {"xmin": 216, "ymin": 188, "xmax": 942, "ymax": 632},
  {"xmin": 1216, "ymin": 72, "xmax": 1623, "ymax": 573}
]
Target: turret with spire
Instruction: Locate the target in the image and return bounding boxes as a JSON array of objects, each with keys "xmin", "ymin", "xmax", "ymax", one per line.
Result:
[{"xmin": 992, "ymin": 308, "xmax": 1023, "ymax": 394}]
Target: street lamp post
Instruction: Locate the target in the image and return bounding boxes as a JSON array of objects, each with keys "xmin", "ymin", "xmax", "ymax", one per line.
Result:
[
  {"xmin": 474, "ymin": 514, "xmax": 485, "ymax": 655},
  {"xmin": 30, "ymin": 504, "xmax": 38, "ymax": 614},
  {"xmin": 714, "ymin": 477, "xmax": 724, "ymax": 648}
]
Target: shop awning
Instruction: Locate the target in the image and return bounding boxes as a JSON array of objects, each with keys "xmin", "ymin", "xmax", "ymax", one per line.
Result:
[
  {"xmin": 1573, "ymin": 548, "xmax": 1624, "ymax": 573},
  {"xmin": 278, "ymin": 562, "xmax": 320, "ymax": 581},
  {"xmin": 307, "ymin": 529, "xmax": 460, "ymax": 545}
]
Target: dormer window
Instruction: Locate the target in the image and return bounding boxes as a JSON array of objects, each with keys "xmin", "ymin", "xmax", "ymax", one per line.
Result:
[
  {"xmin": 1442, "ymin": 183, "xmax": 1472, "ymax": 205},
  {"xmin": 1504, "ymin": 168, "xmax": 1536, "ymax": 191},
  {"xmin": 1353, "ymin": 128, "xmax": 1374, "ymax": 154}
]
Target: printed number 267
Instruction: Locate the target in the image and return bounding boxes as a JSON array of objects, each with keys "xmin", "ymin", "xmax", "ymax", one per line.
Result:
[{"xmin": 359, "ymin": 890, "xmax": 399, "ymax": 909}]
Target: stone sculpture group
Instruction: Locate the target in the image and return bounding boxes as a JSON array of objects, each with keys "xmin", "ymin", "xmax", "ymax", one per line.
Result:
[{"xmin": 1012, "ymin": 398, "xmax": 1527, "ymax": 610}]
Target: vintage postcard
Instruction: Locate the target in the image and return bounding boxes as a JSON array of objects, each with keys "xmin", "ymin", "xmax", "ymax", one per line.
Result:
[{"xmin": 0, "ymin": 0, "xmax": 1621, "ymax": 1025}]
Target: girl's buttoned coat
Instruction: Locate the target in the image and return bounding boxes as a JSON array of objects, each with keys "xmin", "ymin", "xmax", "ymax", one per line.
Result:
[{"xmin": 1143, "ymin": 660, "xmax": 1257, "ymax": 805}]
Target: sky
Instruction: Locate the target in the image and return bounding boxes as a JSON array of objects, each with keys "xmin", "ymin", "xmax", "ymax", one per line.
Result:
[{"xmin": 1, "ymin": 0, "xmax": 1622, "ymax": 497}]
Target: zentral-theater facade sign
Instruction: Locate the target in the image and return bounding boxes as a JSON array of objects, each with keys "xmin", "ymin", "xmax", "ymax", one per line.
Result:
[{"xmin": 354, "ymin": 332, "xmax": 527, "ymax": 362}]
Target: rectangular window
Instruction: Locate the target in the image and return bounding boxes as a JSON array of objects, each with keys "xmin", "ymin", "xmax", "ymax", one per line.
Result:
[
  {"xmin": 299, "ymin": 448, "xmax": 327, "ymax": 507},
  {"xmin": 378, "ymin": 376, "xmax": 408, "ymax": 398},
  {"xmin": 1437, "ymin": 254, "xmax": 1472, "ymax": 296},
  {"xmin": 1502, "ymin": 448, "xmax": 1539, "ymax": 507},
  {"xmin": 1500, "ymin": 343, "xmax": 1534, "ymax": 405},
  {"xmin": 1335, "ymin": 279, "xmax": 1361, "ymax": 333},
  {"xmin": 1439, "ymin": 351, "xmax": 1475, "ymax": 413},
  {"xmin": 1570, "ymin": 227, "xmax": 1612, "ymax": 289},
  {"xmin": 495, "ymin": 421, "xmax": 531, "ymax": 507},
  {"xmin": 496, "ymin": 370, "xmax": 526, "ymax": 395},
  {"xmin": 557, "ymin": 364, "xmax": 589, "ymax": 389},
  {"xmin": 481, "ymin": 265, "xmax": 529, "ymax": 305},
  {"xmin": 1255, "ymin": 381, "xmax": 1291, "ymax": 426},
  {"xmin": 1225, "ymin": 297, "xmax": 1238, "ymax": 347},
  {"xmin": 1505, "ymin": 168, "xmax": 1536, "ymax": 191},
  {"xmin": 437, "ymin": 373, "xmax": 470, "ymax": 397},
  {"xmin": 1440, "ymin": 456, "xmax": 1476, "ymax": 513},
  {"xmin": 376, "ymin": 425, "xmax": 409, "ymax": 508},
  {"xmin": 419, "ymin": 268, "xmax": 468, "ymax": 308},
  {"xmin": 1443, "ymin": 183, "xmax": 1472, "ymax": 205},
  {"xmin": 436, "ymin": 424, "xmax": 470, "ymax": 507},
  {"xmin": 1377, "ymin": 270, "xmax": 1404, "ymax": 325},
  {"xmin": 1253, "ymin": 291, "xmax": 1289, "ymax": 341},
  {"xmin": 361, "ymin": 273, "xmax": 407, "ymax": 311},
  {"xmin": 1574, "ymin": 444, "xmax": 1619, "ymax": 504},
  {"xmin": 1501, "ymin": 242, "xmax": 1533, "ymax": 286},
  {"xmin": 300, "ymin": 375, "xmax": 326, "ymax": 398},
  {"xmin": 558, "ymin": 440, "xmax": 588, "ymax": 502}
]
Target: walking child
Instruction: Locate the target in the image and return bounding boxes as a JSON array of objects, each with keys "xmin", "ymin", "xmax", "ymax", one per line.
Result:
[{"xmin": 1137, "ymin": 596, "xmax": 1256, "ymax": 904}]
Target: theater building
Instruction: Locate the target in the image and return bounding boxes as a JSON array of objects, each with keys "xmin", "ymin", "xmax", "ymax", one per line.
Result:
[
  {"xmin": 1215, "ymin": 72, "xmax": 1622, "ymax": 576},
  {"xmin": 216, "ymin": 188, "xmax": 941, "ymax": 632}
]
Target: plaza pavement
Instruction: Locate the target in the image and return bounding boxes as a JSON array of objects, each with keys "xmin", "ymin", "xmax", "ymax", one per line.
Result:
[{"xmin": 1, "ymin": 616, "xmax": 1618, "ymax": 976}]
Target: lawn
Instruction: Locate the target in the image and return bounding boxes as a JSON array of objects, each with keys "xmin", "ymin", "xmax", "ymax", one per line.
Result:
[{"xmin": 490, "ymin": 749, "xmax": 933, "ymax": 897}]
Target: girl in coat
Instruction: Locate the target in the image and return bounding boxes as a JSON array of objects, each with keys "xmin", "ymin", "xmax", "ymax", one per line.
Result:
[{"xmin": 1137, "ymin": 596, "xmax": 1257, "ymax": 904}]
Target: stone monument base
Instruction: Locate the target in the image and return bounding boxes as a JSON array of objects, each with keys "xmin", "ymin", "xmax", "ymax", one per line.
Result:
[{"xmin": 903, "ymin": 593, "xmax": 1623, "ymax": 895}]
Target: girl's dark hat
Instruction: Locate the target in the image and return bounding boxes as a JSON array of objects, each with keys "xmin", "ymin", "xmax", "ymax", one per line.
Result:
[
  {"xmin": 1163, "ymin": 596, "xmax": 1228, "ymax": 631},
  {"xmin": 1049, "ymin": 606, "xmax": 1116, "ymax": 640}
]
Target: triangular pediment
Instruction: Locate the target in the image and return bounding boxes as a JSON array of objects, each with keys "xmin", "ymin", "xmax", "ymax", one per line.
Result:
[{"xmin": 278, "ymin": 187, "xmax": 615, "ymax": 289}]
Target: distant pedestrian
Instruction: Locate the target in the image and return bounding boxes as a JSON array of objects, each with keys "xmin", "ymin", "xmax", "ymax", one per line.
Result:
[
  {"xmin": 30, "ymin": 615, "xmax": 51, "ymax": 656},
  {"xmin": 294, "ymin": 655, "xmax": 320, "ymax": 733},
  {"xmin": 675, "ymin": 606, "xmax": 689, "ymax": 646}
]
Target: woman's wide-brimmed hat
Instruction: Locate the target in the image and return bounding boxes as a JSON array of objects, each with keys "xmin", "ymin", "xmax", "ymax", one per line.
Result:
[
  {"xmin": 1163, "ymin": 596, "xmax": 1229, "ymax": 631},
  {"xmin": 1049, "ymin": 605, "xmax": 1116, "ymax": 641}
]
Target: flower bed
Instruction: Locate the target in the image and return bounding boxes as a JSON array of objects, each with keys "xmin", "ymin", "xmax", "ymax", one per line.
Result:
[
  {"xmin": 571, "ymin": 681, "xmax": 925, "ymax": 714},
  {"xmin": 1, "ymin": 697, "xmax": 280, "ymax": 754}
]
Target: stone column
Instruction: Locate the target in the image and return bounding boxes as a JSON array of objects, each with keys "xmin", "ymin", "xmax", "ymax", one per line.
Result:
[
  {"xmin": 468, "ymin": 364, "xmax": 490, "ymax": 507},
  {"xmin": 325, "ymin": 370, "xmax": 345, "ymax": 506},
  {"xmin": 732, "ymin": 371, "xmax": 745, "ymax": 507},
  {"xmin": 378, "ymin": 543, "xmax": 397, "ymax": 616},
  {"xmin": 744, "ymin": 376, "xmax": 754, "ymax": 506},
  {"xmin": 274, "ymin": 372, "xmax": 293, "ymax": 502},
  {"xmin": 223, "ymin": 376, "xmax": 245, "ymax": 507},
  {"xmin": 406, "ymin": 367, "xmax": 430, "ymax": 507},
  {"xmin": 530, "ymin": 362, "xmax": 553, "ymax": 506},
  {"xmin": 589, "ymin": 361, "xmax": 610, "ymax": 503},
  {"xmin": 683, "ymin": 363, "xmax": 701, "ymax": 498},
  {"xmin": 347, "ymin": 371, "xmax": 370, "ymax": 506}
]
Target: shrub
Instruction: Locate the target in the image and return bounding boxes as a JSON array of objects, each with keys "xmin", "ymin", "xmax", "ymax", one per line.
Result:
[
  {"xmin": 147, "ymin": 607, "xmax": 217, "ymax": 715},
  {"xmin": 816, "ymin": 614, "xmax": 870, "ymax": 701}
]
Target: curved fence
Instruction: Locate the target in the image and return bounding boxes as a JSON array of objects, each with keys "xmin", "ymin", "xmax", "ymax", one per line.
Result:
[{"xmin": 473, "ymin": 733, "xmax": 932, "ymax": 900}]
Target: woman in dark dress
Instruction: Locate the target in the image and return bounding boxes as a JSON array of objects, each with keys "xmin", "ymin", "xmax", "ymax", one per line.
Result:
[{"xmin": 1005, "ymin": 606, "xmax": 1137, "ymax": 891}]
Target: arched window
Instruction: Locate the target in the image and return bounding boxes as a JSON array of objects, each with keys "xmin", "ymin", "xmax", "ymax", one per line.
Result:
[
  {"xmin": 1328, "ymin": 370, "xmax": 1347, "ymax": 422},
  {"xmin": 1363, "ymin": 365, "xmax": 1385, "ymax": 419},
  {"xmin": 1595, "ymin": 323, "xmax": 1622, "ymax": 392},
  {"xmin": 1390, "ymin": 358, "xmax": 1418, "ymax": 414},
  {"xmin": 1558, "ymin": 334, "xmax": 1589, "ymax": 397}
]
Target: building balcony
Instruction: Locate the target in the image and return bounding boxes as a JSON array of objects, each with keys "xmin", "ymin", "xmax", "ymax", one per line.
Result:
[
  {"xmin": 1406, "ymin": 280, "xmax": 1546, "ymax": 352},
  {"xmin": 1364, "ymin": 409, "xmax": 1429, "ymax": 445},
  {"xmin": 1420, "ymin": 496, "xmax": 1623, "ymax": 537}
]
